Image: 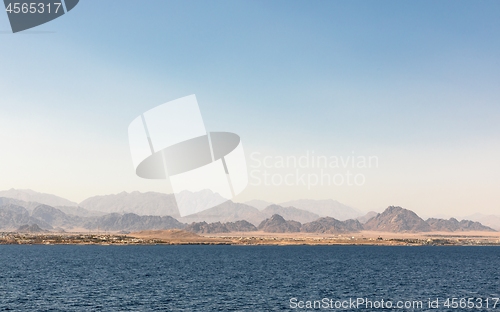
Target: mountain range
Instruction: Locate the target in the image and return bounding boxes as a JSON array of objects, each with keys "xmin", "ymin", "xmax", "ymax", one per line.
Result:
[
  {"xmin": 277, "ymin": 199, "xmax": 362, "ymax": 220},
  {"xmin": 162, "ymin": 200, "xmax": 346, "ymax": 225},
  {"xmin": 463, "ymin": 213, "xmax": 500, "ymax": 231},
  {"xmin": 256, "ymin": 207, "xmax": 494, "ymax": 234},
  {"xmin": 184, "ymin": 220, "xmax": 257, "ymax": 234},
  {"xmin": 244, "ymin": 199, "xmax": 363, "ymax": 221},
  {"xmin": 79, "ymin": 192, "xmax": 363, "ymax": 223},
  {"xmin": 255, "ymin": 214, "xmax": 364, "ymax": 234},
  {"xmin": 79, "ymin": 191, "xmax": 180, "ymax": 217},
  {"xmin": 0, "ymin": 189, "xmax": 497, "ymax": 234},
  {"xmin": 0, "ymin": 202, "xmax": 184, "ymax": 232},
  {"xmin": 258, "ymin": 215, "xmax": 302, "ymax": 233},
  {"xmin": 0, "ymin": 189, "xmax": 77, "ymax": 207},
  {"xmin": 364, "ymin": 206, "xmax": 495, "ymax": 233},
  {"xmin": 364, "ymin": 206, "xmax": 432, "ymax": 232}
]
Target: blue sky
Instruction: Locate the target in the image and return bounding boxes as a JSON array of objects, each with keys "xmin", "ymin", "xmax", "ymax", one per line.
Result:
[{"xmin": 1, "ymin": 1, "xmax": 499, "ymax": 216}]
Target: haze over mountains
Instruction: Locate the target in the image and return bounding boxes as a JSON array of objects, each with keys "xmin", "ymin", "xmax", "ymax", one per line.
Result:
[
  {"xmin": 180, "ymin": 202, "xmax": 325, "ymax": 226},
  {"xmin": 255, "ymin": 215, "xmax": 364, "ymax": 234},
  {"xmin": 356, "ymin": 211, "xmax": 378, "ymax": 224},
  {"xmin": 0, "ymin": 203, "xmax": 184, "ymax": 232},
  {"xmin": 278, "ymin": 199, "xmax": 362, "ymax": 221},
  {"xmin": 185, "ymin": 220, "xmax": 257, "ymax": 234},
  {"xmin": 0, "ymin": 189, "xmax": 77, "ymax": 207},
  {"xmin": 244, "ymin": 200, "xmax": 273, "ymax": 211},
  {"xmin": 183, "ymin": 207, "xmax": 494, "ymax": 235},
  {"xmin": 80, "ymin": 191, "xmax": 179, "ymax": 217},
  {"xmin": 363, "ymin": 206, "xmax": 494, "ymax": 233},
  {"xmin": 244, "ymin": 199, "xmax": 363, "ymax": 220},
  {"xmin": 0, "ymin": 189, "xmax": 363, "ymax": 224},
  {"xmin": 463, "ymin": 213, "xmax": 500, "ymax": 231},
  {"xmin": 364, "ymin": 206, "xmax": 432, "ymax": 232},
  {"xmin": 0, "ymin": 189, "xmax": 497, "ymax": 233},
  {"xmin": 79, "ymin": 191, "xmax": 362, "ymax": 223}
]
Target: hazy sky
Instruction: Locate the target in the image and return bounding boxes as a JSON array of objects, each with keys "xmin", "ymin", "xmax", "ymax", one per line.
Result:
[{"xmin": 1, "ymin": 1, "xmax": 499, "ymax": 216}]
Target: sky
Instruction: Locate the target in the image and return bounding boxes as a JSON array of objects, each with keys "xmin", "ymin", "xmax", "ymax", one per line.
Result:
[{"xmin": 0, "ymin": 0, "xmax": 499, "ymax": 217}]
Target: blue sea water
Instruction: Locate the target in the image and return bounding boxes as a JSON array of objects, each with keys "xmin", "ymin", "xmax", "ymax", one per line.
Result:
[{"xmin": 0, "ymin": 245, "xmax": 499, "ymax": 311}]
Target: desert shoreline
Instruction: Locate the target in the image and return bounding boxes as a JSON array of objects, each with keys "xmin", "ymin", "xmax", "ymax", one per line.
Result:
[{"xmin": 1, "ymin": 230, "xmax": 500, "ymax": 246}]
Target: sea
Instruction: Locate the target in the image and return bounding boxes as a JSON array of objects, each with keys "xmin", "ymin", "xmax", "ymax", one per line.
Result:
[{"xmin": 0, "ymin": 245, "xmax": 499, "ymax": 311}]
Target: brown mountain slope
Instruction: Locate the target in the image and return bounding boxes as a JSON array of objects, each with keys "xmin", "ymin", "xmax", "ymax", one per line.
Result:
[
  {"xmin": 427, "ymin": 218, "xmax": 496, "ymax": 232},
  {"xmin": 258, "ymin": 214, "xmax": 301, "ymax": 233},
  {"xmin": 364, "ymin": 206, "xmax": 431, "ymax": 232},
  {"xmin": 357, "ymin": 211, "xmax": 378, "ymax": 224},
  {"xmin": 301, "ymin": 217, "xmax": 363, "ymax": 234},
  {"xmin": 185, "ymin": 220, "xmax": 257, "ymax": 234}
]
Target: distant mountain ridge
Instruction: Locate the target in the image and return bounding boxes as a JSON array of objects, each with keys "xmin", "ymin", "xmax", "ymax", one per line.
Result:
[
  {"xmin": 357, "ymin": 211, "xmax": 378, "ymax": 224},
  {"xmin": 364, "ymin": 206, "xmax": 496, "ymax": 233},
  {"xmin": 179, "ymin": 201, "xmax": 264, "ymax": 225},
  {"xmin": 0, "ymin": 204, "xmax": 183, "ymax": 232},
  {"xmin": 254, "ymin": 215, "xmax": 364, "ymax": 234},
  {"xmin": 31, "ymin": 204, "xmax": 81, "ymax": 229},
  {"xmin": 17, "ymin": 224, "xmax": 46, "ymax": 233},
  {"xmin": 0, "ymin": 189, "xmax": 496, "ymax": 234},
  {"xmin": 261, "ymin": 205, "xmax": 320, "ymax": 223},
  {"xmin": 84, "ymin": 213, "xmax": 184, "ymax": 232},
  {"xmin": 79, "ymin": 191, "xmax": 179, "ymax": 217},
  {"xmin": 0, "ymin": 197, "xmax": 43, "ymax": 211},
  {"xmin": 0, "ymin": 204, "xmax": 53, "ymax": 231},
  {"xmin": 364, "ymin": 206, "xmax": 432, "ymax": 232},
  {"xmin": 258, "ymin": 215, "xmax": 302, "ymax": 233},
  {"xmin": 0, "ymin": 202, "xmax": 495, "ymax": 234},
  {"xmin": 244, "ymin": 200, "xmax": 273, "ymax": 210},
  {"xmin": 301, "ymin": 217, "xmax": 363, "ymax": 234},
  {"xmin": 180, "ymin": 202, "xmax": 333, "ymax": 226},
  {"xmin": 279, "ymin": 199, "xmax": 362, "ymax": 220},
  {"xmin": 0, "ymin": 189, "xmax": 363, "ymax": 225},
  {"xmin": 0, "ymin": 189, "xmax": 77, "ymax": 207},
  {"xmin": 464, "ymin": 213, "xmax": 500, "ymax": 231},
  {"xmin": 185, "ymin": 220, "xmax": 257, "ymax": 234},
  {"xmin": 426, "ymin": 218, "xmax": 494, "ymax": 232}
]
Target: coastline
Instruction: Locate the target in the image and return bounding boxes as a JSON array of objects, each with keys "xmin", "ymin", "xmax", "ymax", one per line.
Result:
[{"xmin": 1, "ymin": 230, "xmax": 500, "ymax": 246}]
